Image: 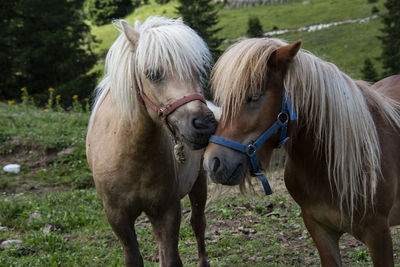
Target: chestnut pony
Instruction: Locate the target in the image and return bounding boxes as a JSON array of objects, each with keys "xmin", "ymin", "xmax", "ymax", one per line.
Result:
[
  {"xmin": 204, "ymin": 38, "xmax": 400, "ymax": 266},
  {"xmin": 86, "ymin": 17, "xmax": 217, "ymax": 267}
]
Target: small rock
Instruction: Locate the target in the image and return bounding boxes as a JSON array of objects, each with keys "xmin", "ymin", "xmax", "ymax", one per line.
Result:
[
  {"xmin": 0, "ymin": 239, "xmax": 22, "ymax": 249},
  {"xmin": 3, "ymin": 164, "xmax": 21, "ymax": 174},
  {"xmin": 57, "ymin": 147, "xmax": 75, "ymax": 157},
  {"xmin": 27, "ymin": 210, "xmax": 42, "ymax": 224},
  {"xmin": 300, "ymin": 229, "xmax": 309, "ymax": 240},
  {"xmin": 42, "ymin": 223, "xmax": 53, "ymax": 233},
  {"xmin": 0, "ymin": 225, "xmax": 7, "ymax": 231}
]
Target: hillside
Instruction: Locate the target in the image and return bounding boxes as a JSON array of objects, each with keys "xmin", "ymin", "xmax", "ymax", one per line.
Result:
[{"xmin": 91, "ymin": 0, "xmax": 384, "ymax": 79}]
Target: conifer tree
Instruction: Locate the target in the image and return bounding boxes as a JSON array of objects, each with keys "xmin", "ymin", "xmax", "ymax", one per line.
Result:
[
  {"xmin": 380, "ymin": 0, "xmax": 400, "ymax": 76},
  {"xmin": 247, "ymin": 16, "xmax": 264, "ymax": 38},
  {"xmin": 87, "ymin": 0, "xmax": 133, "ymax": 26},
  {"xmin": 176, "ymin": 0, "xmax": 222, "ymax": 59},
  {"xmin": 361, "ymin": 58, "xmax": 379, "ymax": 82},
  {"xmin": 0, "ymin": 0, "xmax": 98, "ymax": 105}
]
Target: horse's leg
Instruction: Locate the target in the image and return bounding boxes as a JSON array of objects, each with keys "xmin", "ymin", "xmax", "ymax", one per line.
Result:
[
  {"xmin": 302, "ymin": 211, "xmax": 342, "ymax": 267},
  {"xmin": 148, "ymin": 199, "xmax": 183, "ymax": 267},
  {"xmin": 104, "ymin": 204, "xmax": 143, "ymax": 267},
  {"xmin": 360, "ymin": 216, "xmax": 394, "ymax": 267},
  {"xmin": 188, "ymin": 169, "xmax": 210, "ymax": 267}
]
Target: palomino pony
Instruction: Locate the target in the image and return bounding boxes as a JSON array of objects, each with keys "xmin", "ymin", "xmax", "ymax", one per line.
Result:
[
  {"xmin": 86, "ymin": 17, "xmax": 217, "ymax": 267},
  {"xmin": 203, "ymin": 38, "xmax": 400, "ymax": 266}
]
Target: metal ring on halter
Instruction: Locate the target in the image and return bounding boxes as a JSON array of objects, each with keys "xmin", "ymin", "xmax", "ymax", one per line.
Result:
[
  {"xmin": 277, "ymin": 112, "xmax": 289, "ymax": 123},
  {"xmin": 247, "ymin": 144, "xmax": 256, "ymax": 156}
]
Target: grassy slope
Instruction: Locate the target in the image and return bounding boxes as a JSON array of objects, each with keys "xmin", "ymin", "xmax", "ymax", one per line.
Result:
[
  {"xmin": 280, "ymin": 18, "xmax": 383, "ymax": 79},
  {"xmin": 218, "ymin": 0, "xmax": 383, "ymax": 39},
  {"xmin": 91, "ymin": 0, "xmax": 384, "ymax": 80}
]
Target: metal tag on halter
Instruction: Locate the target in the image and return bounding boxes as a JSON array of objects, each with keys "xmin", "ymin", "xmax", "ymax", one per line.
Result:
[{"xmin": 174, "ymin": 141, "xmax": 185, "ymax": 164}]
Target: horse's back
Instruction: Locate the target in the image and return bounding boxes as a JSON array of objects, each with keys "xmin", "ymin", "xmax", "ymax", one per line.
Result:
[
  {"xmin": 374, "ymin": 74, "xmax": 400, "ymax": 102},
  {"xmin": 372, "ymin": 75, "xmax": 400, "ymax": 226}
]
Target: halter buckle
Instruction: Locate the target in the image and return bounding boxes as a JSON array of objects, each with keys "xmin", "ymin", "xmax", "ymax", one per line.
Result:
[
  {"xmin": 247, "ymin": 144, "xmax": 256, "ymax": 156},
  {"xmin": 277, "ymin": 112, "xmax": 289, "ymax": 123}
]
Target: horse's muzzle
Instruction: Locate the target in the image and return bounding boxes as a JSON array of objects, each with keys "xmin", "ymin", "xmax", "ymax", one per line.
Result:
[
  {"xmin": 203, "ymin": 146, "xmax": 248, "ymax": 185},
  {"xmin": 181, "ymin": 112, "xmax": 218, "ymax": 150}
]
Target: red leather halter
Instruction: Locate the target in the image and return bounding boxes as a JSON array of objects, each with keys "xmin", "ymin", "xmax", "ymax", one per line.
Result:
[{"xmin": 139, "ymin": 91, "xmax": 206, "ymax": 138}]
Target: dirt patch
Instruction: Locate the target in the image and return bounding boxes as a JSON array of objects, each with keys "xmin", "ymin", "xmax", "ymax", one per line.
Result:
[
  {"xmin": 0, "ymin": 141, "xmax": 58, "ymax": 172},
  {"xmin": 0, "ymin": 138, "xmax": 74, "ymax": 194}
]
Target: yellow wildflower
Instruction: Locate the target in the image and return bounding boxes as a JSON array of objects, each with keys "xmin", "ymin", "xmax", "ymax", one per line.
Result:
[
  {"xmin": 21, "ymin": 95, "xmax": 26, "ymax": 100},
  {"xmin": 44, "ymin": 108, "xmax": 49, "ymax": 112},
  {"xmin": 48, "ymin": 87, "xmax": 55, "ymax": 92},
  {"xmin": 21, "ymin": 87, "xmax": 26, "ymax": 92},
  {"xmin": 84, "ymin": 97, "xmax": 89, "ymax": 102},
  {"xmin": 56, "ymin": 94, "xmax": 61, "ymax": 99},
  {"xmin": 7, "ymin": 100, "xmax": 15, "ymax": 105},
  {"xmin": 72, "ymin": 95, "xmax": 78, "ymax": 100}
]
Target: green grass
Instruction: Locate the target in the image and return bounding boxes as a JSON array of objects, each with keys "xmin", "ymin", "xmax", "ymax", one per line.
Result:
[
  {"xmin": 0, "ymin": 103, "xmax": 399, "ymax": 266},
  {"xmin": 218, "ymin": 0, "xmax": 384, "ymax": 40},
  {"xmin": 90, "ymin": 0, "xmax": 178, "ymax": 56},
  {"xmin": 90, "ymin": 0, "xmax": 385, "ymax": 83},
  {"xmin": 279, "ymin": 17, "xmax": 383, "ymax": 79},
  {"xmin": 92, "ymin": 0, "xmax": 384, "ymax": 52},
  {"xmin": 0, "ymin": 102, "xmax": 92, "ymax": 191}
]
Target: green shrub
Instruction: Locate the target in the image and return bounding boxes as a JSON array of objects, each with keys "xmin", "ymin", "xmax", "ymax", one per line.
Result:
[
  {"xmin": 361, "ymin": 58, "xmax": 379, "ymax": 82},
  {"xmin": 247, "ymin": 16, "xmax": 264, "ymax": 37}
]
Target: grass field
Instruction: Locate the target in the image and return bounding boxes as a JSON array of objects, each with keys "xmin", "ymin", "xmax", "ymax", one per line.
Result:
[
  {"xmin": 90, "ymin": 0, "xmax": 385, "ymax": 81},
  {"xmin": 1, "ymin": 103, "xmax": 399, "ymax": 266}
]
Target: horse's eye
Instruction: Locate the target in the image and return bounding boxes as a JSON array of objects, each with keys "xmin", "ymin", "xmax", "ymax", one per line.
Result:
[
  {"xmin": 247, "ymin": 93, "xmax": 263, "ymax": 103},
  {"xmin": 146, "ymin": 69, "xmax": 162, "ymax": 82}
]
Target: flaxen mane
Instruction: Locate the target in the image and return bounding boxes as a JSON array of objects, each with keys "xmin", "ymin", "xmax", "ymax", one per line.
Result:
[
  {"xmin": 212, "ymin": 38, "xmax": 400, "ymax": 222},
  {"xmin": 89, "ymin": 16, "xmax": 211, "ymax": 129}
]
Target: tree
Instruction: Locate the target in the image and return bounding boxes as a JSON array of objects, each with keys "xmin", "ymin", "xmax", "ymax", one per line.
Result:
[
  {"xmin": 247, "ymin": 16, "xmax": 264, "ymax": 38},
  {"xmin": 380, "ymin": 0, "xmax": 400, "ymax": 76},
  {"xmin": 86, "ymin": 0, "xmax": 133, "ymax": 26},
  {"xmin": 176, "ymin": 0, "xmax": 222, "ymax": 60},
  {"xmin": 0, "ymin": 0, "xmax": 98, "ymax": 106},
  {"xmin": 361, "ymin": 58, "xmax": 379, "ymax": 82}
]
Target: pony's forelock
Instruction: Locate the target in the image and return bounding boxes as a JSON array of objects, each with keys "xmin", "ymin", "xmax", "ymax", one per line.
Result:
[{"xmin": 211, "ymin": 38, "xmax": 286, "ymax": 124}]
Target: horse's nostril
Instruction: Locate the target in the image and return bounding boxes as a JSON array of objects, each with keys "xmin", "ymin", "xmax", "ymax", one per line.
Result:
[
  {"xmin": 192, "ymin": 118, "xmax": 209, "ymax": 130},
  {"xmin": 211, "ymin": 157, "xmax": 220, "ymax": 172}
]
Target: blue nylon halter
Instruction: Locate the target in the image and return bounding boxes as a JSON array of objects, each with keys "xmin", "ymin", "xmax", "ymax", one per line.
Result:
[{"xmin": 209, "ymin": 86, "xmax": 297, "ymax": 196}]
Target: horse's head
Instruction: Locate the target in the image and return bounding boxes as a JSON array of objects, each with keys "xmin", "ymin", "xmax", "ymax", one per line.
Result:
[
  {"xmin": 120, "ymin": 18, "xmax": 217, "ymax": 149},
  {"xmin": 203, "ymin": 38, "xmax": 301, "ymax": 186}
]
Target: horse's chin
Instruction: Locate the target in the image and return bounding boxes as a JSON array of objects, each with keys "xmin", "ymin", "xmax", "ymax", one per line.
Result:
[
  {"xmin": 207, "ymin": 162, "xmax": 246, "ymax": 186},
  {"xmin": 180, "ymin": 135, "xmax": 208, "ymax": 150}
]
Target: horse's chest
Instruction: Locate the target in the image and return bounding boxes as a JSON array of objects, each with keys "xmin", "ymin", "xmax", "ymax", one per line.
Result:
[
  {"xmin": 284, "ymin": 169, "xmax": 345, "ymax": 231},
  {"xmin": 177, "ymin": 150, "xmax": 203, "ymax": 198}
]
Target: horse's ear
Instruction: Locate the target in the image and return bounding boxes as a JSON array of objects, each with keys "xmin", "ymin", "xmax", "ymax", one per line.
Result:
[
  {"xmin": 269, "ymin": 40, "xmax": 302, "ymax": 68},
  {"xmin": 121, "ymin": 21, "xmax": 140, "ymax": 50}
]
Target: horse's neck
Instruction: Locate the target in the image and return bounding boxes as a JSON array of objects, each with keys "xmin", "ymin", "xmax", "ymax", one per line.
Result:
[
  {"xmin": 131, "ymin": 101, "xmax": 173, "ymax": 157},
  {"xmin": 285, "ymin": 121, "xmax": 329, "ymax": 179},
  {"xmin": 104, "ymin": 92, "xmax": 173, "ymax": 162}
]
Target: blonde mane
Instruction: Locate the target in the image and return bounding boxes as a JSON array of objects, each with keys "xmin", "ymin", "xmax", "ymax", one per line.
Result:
[
  {"xmin": 212, "ymin": 38, "xmax": 400, "ymax": 221},
  {"xmin": 89, "ymin": 16, "xmax": 211, "ymax": 129}
]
